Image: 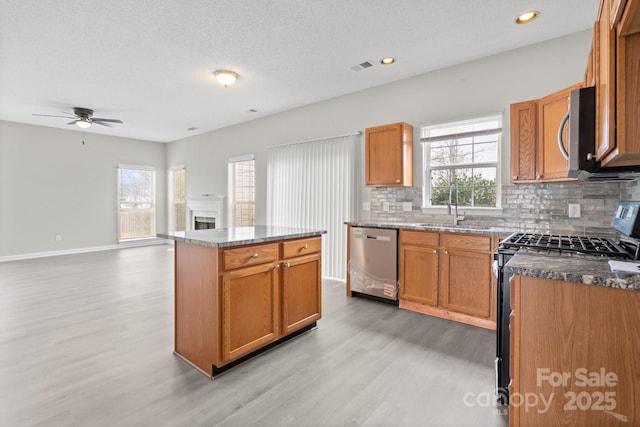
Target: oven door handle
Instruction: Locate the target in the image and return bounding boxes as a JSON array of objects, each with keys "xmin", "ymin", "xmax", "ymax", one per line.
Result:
[{"xmin": 557, "ymin": 111, "xmax": 570, "ymax": 160}]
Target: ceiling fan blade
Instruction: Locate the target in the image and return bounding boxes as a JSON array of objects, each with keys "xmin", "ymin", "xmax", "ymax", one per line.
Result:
[
  {"xmin": 66, "ymin": 120, "xmax": 77, "ymax": 125},
  {"xmin": 33, "ymin": 113, "xmax": 75, "ymax": 118},
  {"xmin": 92, "ymin": 118, "xmax": 123, "ymax": 124},
  {"xmin": 93, "ymin": 121, "xmax": 114, "ymax": 127}
]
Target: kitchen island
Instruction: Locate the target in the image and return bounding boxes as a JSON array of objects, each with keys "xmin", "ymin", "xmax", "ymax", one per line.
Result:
[
  {"xmin": 159, "ymin": 226, "xmax": 326, "ymax": 377},
  {"xmin": 505, "ymin": 253, "xmax": 640, "ymax": 426}
]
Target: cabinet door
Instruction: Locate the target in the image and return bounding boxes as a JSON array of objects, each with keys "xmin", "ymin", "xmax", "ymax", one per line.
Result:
[
  {"xmin": 365, "ymin": 123, "xmax": 412, "ymax": 186},
  {"xmin": 281, "ymin": 253, "xmax": 322, "ymax": 335},
  {"xmin": 222, "ymin": 263, "xmax": 279, "ymax": 362},
  {"xmin": 439, "ymin": 250, "xmax": 492, "ymax": 318},
  {"xmin": 398, "ymin": 244, "xmax": 439, "ymax": 306},
  {"xmin": 596, "ymin": 0, "xmax": 617, "ymax": 161},
  {"xmin": 537, "ymin": 85, "xmax": 580, "ymax": 181},
  {"xmin": 509, "ymin": 101, "xmax": 538, "ymax": 182}
]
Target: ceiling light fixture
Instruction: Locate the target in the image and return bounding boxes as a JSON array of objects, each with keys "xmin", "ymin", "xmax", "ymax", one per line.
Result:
[
  {"xmin": 214, "ymin": 69, "xmax": 238, "ymax": 87},
  {"xmin": 515, "ymin": 10, "xmax": 539, "ymax": 24},
  {"xmin": 380, "ymin": 57, "xmax": 396, "ymax": 65},
  {"xmin": 76, "ymin": 117, "xmax": 92, "ymax": 128}
]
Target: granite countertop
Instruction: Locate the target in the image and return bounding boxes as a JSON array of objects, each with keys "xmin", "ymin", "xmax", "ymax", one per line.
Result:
[
  {"xmin": 158, "ymin": 226, "xmax": 326, "ymax": 248},
  {"xmin": 505, "ymin": 252, "xmax": 640, "ymax": 291},
  {"xmin": 345, "ymin": 220, "xmax": 515, "ymax": 236}
]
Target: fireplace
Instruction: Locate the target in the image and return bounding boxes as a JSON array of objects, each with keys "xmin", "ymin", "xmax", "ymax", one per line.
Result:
[{"xmin": 187, "ymin": 196, "xmax": 225, "ymax": 230}]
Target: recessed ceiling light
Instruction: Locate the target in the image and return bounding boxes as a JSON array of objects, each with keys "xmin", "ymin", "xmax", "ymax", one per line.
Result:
[
  {"xmin": 515, "ymin": 10, "xmax": 539, "ymax": 24},
  {"xmin": 380, "ymin": 57, "xmax": 396, "ymax": 65}
]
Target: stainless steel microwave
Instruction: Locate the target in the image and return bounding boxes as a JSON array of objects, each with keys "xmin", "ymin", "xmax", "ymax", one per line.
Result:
[{"xmin": 566, "ymin": 86, "xmax": 640, "ymax": 180}]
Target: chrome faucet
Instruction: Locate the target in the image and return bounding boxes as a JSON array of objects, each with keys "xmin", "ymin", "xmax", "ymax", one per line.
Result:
[{"xmin": 447, "ymin": 183, "xmax": 465, "ymax": 226}]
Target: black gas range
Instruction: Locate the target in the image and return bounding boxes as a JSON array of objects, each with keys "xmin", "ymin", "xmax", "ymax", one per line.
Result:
[{"xmin": 494, "ymin": 201, "xmax": 640, "ymax": 405}]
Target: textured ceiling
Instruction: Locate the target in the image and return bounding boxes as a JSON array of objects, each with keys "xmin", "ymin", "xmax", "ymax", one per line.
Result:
[{"xmin": 0, "ymin": 0, "xmax": 600, "ymax": 143}]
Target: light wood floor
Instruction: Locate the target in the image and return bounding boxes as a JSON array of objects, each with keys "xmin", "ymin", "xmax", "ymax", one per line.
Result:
[{"xmin": 0, "ymin": 245, "xmax": 508, "ymax": 427}]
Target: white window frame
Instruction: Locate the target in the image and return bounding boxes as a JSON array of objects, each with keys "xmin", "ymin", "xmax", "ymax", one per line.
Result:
[
  {"xmin": 168, "ymin": 165, "xmax": 186, "ymax": 232},
  {"xmin": 117, "ymin": 164, "xmax": 156, "ymax": 241},
  {"xmin": 227, "ymin": 154, "xmax": 255, "ymax": 227},
  {"xmin": 421, "ymin": 114, "xmax": 503, "ymax": 215}
]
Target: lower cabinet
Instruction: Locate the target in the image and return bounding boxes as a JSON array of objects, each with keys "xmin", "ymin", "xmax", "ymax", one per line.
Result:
[
  {"xmin": 222, "ymin": 263, "xmax": 279, "ymax": 363},
  {"xmin": 280, "ymin": 253, "xmax": 322, "ymax": 335},
  {"xmin": 399, "ymin": 229, "xmax": 497, "ymax": 329},
  {"xmin": 509, "ymin": 274, "xmax": 640, "ymax": 426},
  {"xmin": 439, "ymin": 248, "xmax": 492, "ymax": 318}
]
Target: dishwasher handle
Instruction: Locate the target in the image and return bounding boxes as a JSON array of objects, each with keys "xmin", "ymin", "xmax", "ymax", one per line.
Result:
[{"xmin": 364, "ymin": 234, "xmax": 391, "ymax": 241}]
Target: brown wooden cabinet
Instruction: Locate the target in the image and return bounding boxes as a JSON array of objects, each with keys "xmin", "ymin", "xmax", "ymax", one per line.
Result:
[
  {"xmin": 173, "ymin": 235, "xmax": 322, "ymax": 377},
  {"xmin": 510, "ymin": 84, "xmax": 581, "ymax": 183},
  {"xmin": 398, "ymin": 229, "xmax": 497, "ymax": 329},
  {"xmin": 280, "ymin": 238, "xmax": 322, "ymax": 335},
  {"xmin": 365, "ymin": 122, "xmax": 413, "ymax": 187},
  {"xmin": 538, "ymin": 84, "xmax": 582, "ymax": 181},
  {"xmin": 399, "ymin": 230, "xmax": 439, "ymax": 306},
  {"xmin": 509, "ymin": 275, "xmax": 640, "ymax": 426},
  {"xmin": 222, "ymin": 262, "xmax": 279, "ymax": 362},
  {"xmin": 510, "ymin": 101, "xmax": 538, "ymax": 182},
  {"xmin": 592, "ymin": 0, "xmax": 640, "ymax": 166}
]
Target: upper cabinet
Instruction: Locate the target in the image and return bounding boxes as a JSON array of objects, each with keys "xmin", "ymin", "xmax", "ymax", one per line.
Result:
[
  {"xmin": 510, "ymin": 84, "xmax": 581, "ymax": 183},
  {"xmin": 595, "ymin": 0, "xmax": 640, "ymax": 166},
  {"xmin": 365, "ymin": 122, "xmax": 413, "ymax": 187}
]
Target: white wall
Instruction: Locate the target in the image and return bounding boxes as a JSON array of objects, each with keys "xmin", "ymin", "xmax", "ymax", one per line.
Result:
[
  {"xmin": 0, "ymin": 30, "xmax": 592, "ymax": 258},
  {"xmin": 0, "ymin": 121, "xmax": 166, "ymax": 257},
  {"xmin": 167, "ymin": 30, "xmax": 593, "ymax": 224}
]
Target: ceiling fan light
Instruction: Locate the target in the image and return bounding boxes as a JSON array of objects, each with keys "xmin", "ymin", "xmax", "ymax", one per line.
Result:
[
  {"xmin": 76, "ymin": 118, "xmax": 92, "ymax": 129},
  {"xmin": 214, "ymin": 69, "xmax": 238, "ymax": 87}
]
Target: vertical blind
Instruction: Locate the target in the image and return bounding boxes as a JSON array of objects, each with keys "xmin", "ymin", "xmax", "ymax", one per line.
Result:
[{"xmin": 267, "ymin": 133, "xmax": 360, "ymax": 280}]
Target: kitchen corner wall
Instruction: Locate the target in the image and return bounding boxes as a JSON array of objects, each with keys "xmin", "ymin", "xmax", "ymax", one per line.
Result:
[{"xmin": 370, "ymin": 180, "xmax": 640, "ymax": 238}]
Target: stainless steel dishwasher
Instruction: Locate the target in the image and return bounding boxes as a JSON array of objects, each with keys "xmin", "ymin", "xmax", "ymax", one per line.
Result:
[{"xmin": 349, "ymin": 226, "xmax": 398, "ymax": 303}]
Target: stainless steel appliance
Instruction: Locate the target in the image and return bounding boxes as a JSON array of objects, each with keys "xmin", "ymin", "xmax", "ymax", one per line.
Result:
[
  {"xmin": 565, "ymin": 86, "xmax": 640, "ymax": 180},
  {"xmin": 349, "ymin": 227, "xmax": 399, "ymax": 303},
  {"xmin": 494, "ymin": 201, "xmax": 640, "ymax": 405}
]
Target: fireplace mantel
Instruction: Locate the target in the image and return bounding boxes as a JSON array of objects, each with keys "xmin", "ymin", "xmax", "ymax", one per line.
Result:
[{"xmin": 187, "ymin": 196, "xmax": 225, "ymax": 230}]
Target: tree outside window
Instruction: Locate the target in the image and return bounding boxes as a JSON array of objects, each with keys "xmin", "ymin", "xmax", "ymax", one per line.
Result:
[{"xmin": 422, "ymin": 115, "xmax": 502, "ymax": 208}]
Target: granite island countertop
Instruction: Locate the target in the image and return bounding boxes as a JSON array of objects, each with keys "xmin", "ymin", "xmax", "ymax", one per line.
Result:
[
  {"xmin": 505, "ymin": 251, "xmax": 640, "ymax": 291},
  {"xmin": 159, "ymin": 226, "xmax": 326, "ymax": 248},
  {"xmin": 345, "ymin": 220, "xmax": 516, "ymax": 236}
]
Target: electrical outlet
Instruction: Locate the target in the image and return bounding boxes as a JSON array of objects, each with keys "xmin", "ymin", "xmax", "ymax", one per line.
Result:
[
  {"xmin": 403, "ymin": 202, "xmax": 412, "ymax": 212},
  {"xmin": 55, "ymin": 234, "xmax": 62, "ymax": 242},
  {"xmin": 363, "ymin": 202, "xmax": 370, "ymax": 211},
  {"xmin": 382, "ymin": 202, "xmax": 390, "ymax": 212},
  {"xmin": 568, "ymin": 203, "xmax": 581, "ymax": 218}
]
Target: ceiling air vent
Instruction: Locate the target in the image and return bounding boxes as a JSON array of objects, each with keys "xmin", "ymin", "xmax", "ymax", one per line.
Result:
[{"xmin": 351, "ymin": 61, "xmax": 375, "ymax": 71}]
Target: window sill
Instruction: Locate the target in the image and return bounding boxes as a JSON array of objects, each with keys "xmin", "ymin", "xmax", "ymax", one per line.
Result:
[{"xmin": 421, "ymin": 207, "xmax": 503, "ymax": 216}]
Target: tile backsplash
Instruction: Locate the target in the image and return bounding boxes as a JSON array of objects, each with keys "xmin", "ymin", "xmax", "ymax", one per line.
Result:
[{"xmin": 369, "ymin": 180, "xmax": 640, "ymax": 238}]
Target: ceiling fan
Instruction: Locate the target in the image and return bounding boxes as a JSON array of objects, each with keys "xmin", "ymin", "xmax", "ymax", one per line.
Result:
[{"xmin": 33, "ymin": 107, "xmax": 123, "ymax": 129}]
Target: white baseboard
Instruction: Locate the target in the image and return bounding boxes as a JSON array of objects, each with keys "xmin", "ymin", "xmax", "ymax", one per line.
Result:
[{"xmin": 0, "ymin": 238, "xmax": 171, "ymax": 262}]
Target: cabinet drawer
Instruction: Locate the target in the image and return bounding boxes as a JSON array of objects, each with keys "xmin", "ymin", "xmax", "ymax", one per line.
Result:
[
  {"xmin": 223, "ymin": 243, "xmax": 279, "ymax": 271},
  {"xmin": 282, "ymin": 237, "xmax": 321, "ymax": 259},
  {"xmin": 400, "ymin": 230, "xmax": 439, "ymax": 247},
  {"xmin": 441, "ymin": 233, "xmax": 491, "ymax": 252}
]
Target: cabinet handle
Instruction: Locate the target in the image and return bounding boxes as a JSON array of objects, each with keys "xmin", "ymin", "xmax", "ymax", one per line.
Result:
[
  {"xmin": 274, "ymin": 263, "xmax": 281, "ymax": 270},
  {"xmin": 444, "ymin": 250, "xmax": 449, "ymax": 255},
  {"xmin": 396, "ymin": 179, "xmax": 401, "ymax": 183},
  {"xmin": 252, "ymin": 253, "xmax": 259, "ymax": 259},
  {"xmin": 513, "ymin": 175, "xmax": 518, "ymax": 180},
  {"xmin": 536, "ymin": 175, "xmax": 541, "ymax": 180},
  {"xmin": 284, "ymin": 262, "xmax": 291, "ymax": 268},
  {"xmin": 432, "ymin": 249, "xmax": 438, "ymax": 254},
  {"xmin": 303, "ymin": 244, "xmax": 308, "ymax": 250},
  {"xmin": 586, "ymin": 152, "xmax": 595, "ymax": 161}
]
